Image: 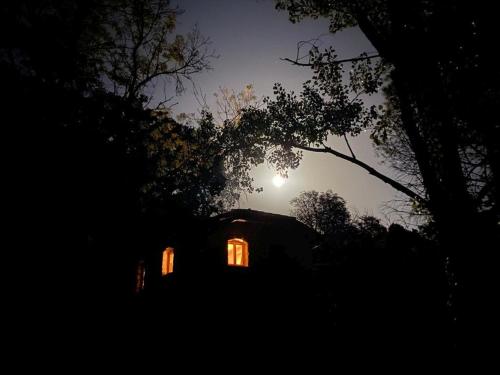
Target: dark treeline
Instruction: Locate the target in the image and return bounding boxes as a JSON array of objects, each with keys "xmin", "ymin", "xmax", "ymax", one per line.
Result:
[
  {"xmin": 0, "ymin": 0, "xmax": 229, "ymax": 340},
  {"xmin": 292, "ymin": 190, "xmax": 451, "ymax": 354},
  {"xmin": 315, "ymin": 216, "xmax": 451, "ymax": 354}
]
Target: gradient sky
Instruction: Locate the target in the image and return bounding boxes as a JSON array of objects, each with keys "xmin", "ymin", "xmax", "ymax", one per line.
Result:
[{"xmin": 168, "ymin": 0, "xmax": 403, "ymax": 223}]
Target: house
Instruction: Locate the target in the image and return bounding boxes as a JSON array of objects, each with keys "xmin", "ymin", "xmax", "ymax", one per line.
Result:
[
  {"xmin": 133, "ymin": 208, "xmax": 318, "ymax": 296},
  {"xmin": 125, "ymin": 208, "xmax": 319, "ymax": 336}
]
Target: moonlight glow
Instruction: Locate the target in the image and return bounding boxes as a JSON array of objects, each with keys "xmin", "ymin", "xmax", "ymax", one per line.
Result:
[{"xmin": 272, "ymin": 175, "xmax": 286, "ymax": 188}]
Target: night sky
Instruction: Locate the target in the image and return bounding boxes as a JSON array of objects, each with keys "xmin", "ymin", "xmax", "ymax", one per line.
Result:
[{"xmin": 168, "ymin": 0, "xmax": 399, "ymax": 222}]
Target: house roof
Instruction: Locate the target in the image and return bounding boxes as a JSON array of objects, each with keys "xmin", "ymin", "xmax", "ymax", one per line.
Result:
[
  {"xmin": 212, "ymin": 208, "xmax": 317, "ymax": 235},
  {"xmin": 215, "ymin": 208, "xmax": 294, "ymax": 222}
]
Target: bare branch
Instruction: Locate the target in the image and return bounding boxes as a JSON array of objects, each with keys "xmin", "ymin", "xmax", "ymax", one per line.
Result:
[
  {"xmin": 281, "ymin": 53, "xmax": 380, "ymax": 67},
  {"xmin": 291, "ymin": 142, "xmax": 426, "ymax": 204}
]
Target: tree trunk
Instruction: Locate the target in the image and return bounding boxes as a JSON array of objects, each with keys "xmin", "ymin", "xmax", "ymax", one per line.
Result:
[{"xmin": 357, "ymin": 4, "xmax": 497, "ymax": 352}]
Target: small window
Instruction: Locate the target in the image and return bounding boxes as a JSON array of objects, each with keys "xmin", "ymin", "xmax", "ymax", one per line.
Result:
[
  {"xmin": 135, "ymin": 260, "xmax": 145, "ymax": 293},
  {"xmin": 162, "ymin": 247, "xmax": 174, "ymax": 275},
  {"xmin": 227, "ymin": 238, "xmax": 249, "ymax": 267}
]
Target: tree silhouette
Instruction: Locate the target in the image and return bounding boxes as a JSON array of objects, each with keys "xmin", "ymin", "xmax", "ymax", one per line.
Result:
[
  {"xmin": 0, "ymin": 1, "xmax": 236, "ymax": 317},
  {"xmin": 291, "ymin": 190, "xmax": 351, "ymax": 236},
  {"xmin": 223, "ymin": 50, "xmax": 426, "ymax": 205},
  {"xmin": 273, "ymin": 0, "xmax": 499, "ymax": 350},
  {"xmin": 100, "ymin": 0, "xmax": 215, "ymax": 102}
]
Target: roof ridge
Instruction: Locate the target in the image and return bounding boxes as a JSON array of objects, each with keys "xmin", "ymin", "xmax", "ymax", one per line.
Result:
[{"xmin": 228, "ymin": 208, "xmax": 296, "ymax": 220}]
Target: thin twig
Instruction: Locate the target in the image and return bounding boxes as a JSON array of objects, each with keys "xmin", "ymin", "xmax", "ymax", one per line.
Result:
[
  {"xmin": 343, "ymin": 134, "xmax": 356, "ymax": 159},
  {"xmin": 281, "ymin": 53, "xmax": 380, "ymax": 67}
]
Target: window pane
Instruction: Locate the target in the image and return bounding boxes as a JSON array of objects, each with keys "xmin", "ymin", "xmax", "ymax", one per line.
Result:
[
  {"xmin": 227, "ymin": 243, "xmax": 234, "ymax": 265},
  {"xmin": 162, "ymin": 249, "xmax": 168, "ymax": 275},
  {"xmin": 169, "ymin": 251, "xmax": 174, "ymax": 273},
  {"xmin": 163, "ymin": 248, "xmax": 174, "ymax": 275},
  {"xmin": 235, "ymin": 244, "xmax": 243, "ymax": 265}
]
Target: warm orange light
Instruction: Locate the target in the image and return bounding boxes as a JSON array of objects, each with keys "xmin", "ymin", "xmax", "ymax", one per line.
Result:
[
  {"xmin": 162, "ymin": 247, "xmax": 174, "ymax": 275},
  {"xmin": 227, "ymin": 238, "xmax": 249, "ymax": 267}
]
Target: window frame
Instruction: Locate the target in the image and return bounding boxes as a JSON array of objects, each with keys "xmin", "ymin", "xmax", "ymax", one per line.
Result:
[
  {"xmin": 135, "ymin": 260, "xmax": 146, "ymax": 293},
  {"xmin": 227, "ymin": 238, "xmax": 249, "ymax": 267}
]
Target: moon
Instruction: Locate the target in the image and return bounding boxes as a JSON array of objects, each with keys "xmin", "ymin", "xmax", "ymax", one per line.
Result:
[{"xmin": 272, "ymin": 175, "xmax": 286, "ymax": 188}]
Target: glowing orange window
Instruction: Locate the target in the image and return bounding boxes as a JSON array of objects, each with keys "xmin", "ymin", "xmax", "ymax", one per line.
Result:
[
  {"xmin": 227, "ymin": 238, "xmax": 249, "ymax": 267},
  {"xmin": 162, "ymin": 247, "xmax": 174, "ymax": 275}
]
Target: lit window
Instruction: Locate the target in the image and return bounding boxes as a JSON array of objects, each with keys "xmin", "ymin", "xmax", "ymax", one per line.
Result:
[
  {"xmin": 135, "ymin": 260, "xmax": 145, "ymax": 293},
  {"xmin": 162, "ymin": 247, "xmax": 174, "ymax": 275},
  {"xmin": 227, "ymin": 238, "xmax": 249, "ymax": 267}
]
